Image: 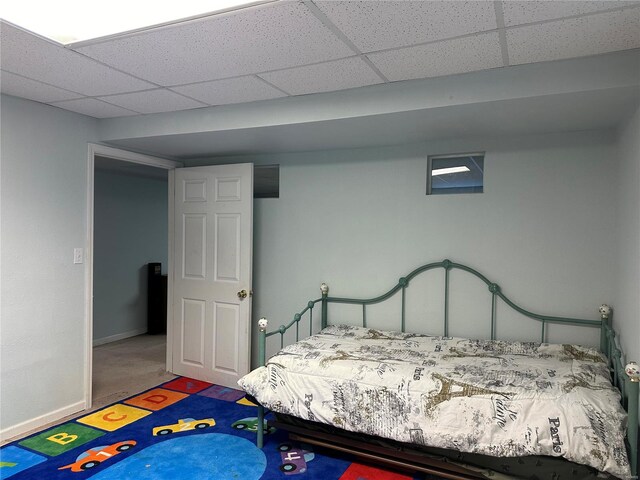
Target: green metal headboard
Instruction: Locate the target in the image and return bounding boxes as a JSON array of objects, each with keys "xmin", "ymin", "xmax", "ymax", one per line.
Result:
[{"xmin": 256, "ymin": 259, "xmax": 638, "ymax": 476}]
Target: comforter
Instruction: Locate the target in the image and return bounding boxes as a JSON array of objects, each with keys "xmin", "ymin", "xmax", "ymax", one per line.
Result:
[{"xmin": 238, "ymin": 325, "xmax": 631, "ymax": 479}]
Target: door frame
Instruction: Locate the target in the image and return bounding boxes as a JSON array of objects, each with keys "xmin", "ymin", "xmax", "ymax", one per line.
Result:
[{"xmin": 84, "ymin": 143, "xmax": 182, "ymax": 410}]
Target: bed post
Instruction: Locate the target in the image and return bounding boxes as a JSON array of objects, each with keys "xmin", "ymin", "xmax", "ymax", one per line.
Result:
[
  {"xmin": 321, "ymin": 283, "xmax": 329, "ymax": 329},
  {"xmin": 599, "ymin": 304, "xmax": 611, "ymax": 354},
  {"xmin": 257, "ymin": 317, "xmax": 268, "ymax": 449},
  {"xmin": 626, "ymin": 362, "xmax": 639, "ymax": 476}
]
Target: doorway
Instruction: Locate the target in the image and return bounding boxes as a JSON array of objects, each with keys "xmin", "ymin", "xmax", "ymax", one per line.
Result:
[{"xmin": 85, "ymin": 144, "xmax": 182, "ymax": 409}]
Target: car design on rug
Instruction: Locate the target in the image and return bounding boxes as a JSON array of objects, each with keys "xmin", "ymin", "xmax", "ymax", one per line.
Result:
[
  {"xmin": 152, "ymin": 417, "xmax": 216, "ymax": 436},
  {"xmin": 58, "ymin": 440, "xmax": 136, "ymax": 472},
  {"xmin": 231, "ymin": 417, "xmax": 276, "ymax": 434},
  {"xmin": 277, "ymin": 443, "xmax": 315, "ymax": 475}
]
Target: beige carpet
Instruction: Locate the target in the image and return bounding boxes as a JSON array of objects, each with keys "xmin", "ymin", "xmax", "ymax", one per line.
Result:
[{"xmin": 92, "ymin": 334, "xmax": 176, "ymax": 410}]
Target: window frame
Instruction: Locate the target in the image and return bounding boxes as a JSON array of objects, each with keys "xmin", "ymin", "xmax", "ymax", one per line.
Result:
[{"xmin": 426, "ymin": 152, "xmax": 485, "ymax": 196}]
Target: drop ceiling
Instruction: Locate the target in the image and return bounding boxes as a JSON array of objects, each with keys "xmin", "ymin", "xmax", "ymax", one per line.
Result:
[{"xmin": 1, "ymin": 0, "xmax": 639, "ymax": 119}]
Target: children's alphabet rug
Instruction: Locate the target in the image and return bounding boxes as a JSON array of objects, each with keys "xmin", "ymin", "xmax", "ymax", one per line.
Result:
[{"xmin": 0, "ymin": 377, "xmax": 433, "ymax": 480}]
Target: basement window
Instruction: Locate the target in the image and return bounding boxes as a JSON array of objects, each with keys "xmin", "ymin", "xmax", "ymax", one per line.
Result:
[
  {"xmin": 254, "ymin": 165, "xmax": 279, "ymax": 198},
  {"xmin": 427, "ymin": 153, "xmax": 484, "ymax": 195}
]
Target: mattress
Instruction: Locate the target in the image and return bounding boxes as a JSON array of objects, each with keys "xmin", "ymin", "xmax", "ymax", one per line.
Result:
[{"xmin": 239, "ymin": 324, "xmax": 631, "ymax": 479}]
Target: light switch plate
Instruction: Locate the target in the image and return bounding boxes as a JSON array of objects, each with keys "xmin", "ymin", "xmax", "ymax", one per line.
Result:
[{"xmin": 74, "ymin": 248, "xmax": 83, "ymax": 264}]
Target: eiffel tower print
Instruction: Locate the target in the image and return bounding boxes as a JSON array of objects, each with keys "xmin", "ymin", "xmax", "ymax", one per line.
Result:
[{"xmin": 424, "ymin": 373, "xmax": 513, "ymax": 412}]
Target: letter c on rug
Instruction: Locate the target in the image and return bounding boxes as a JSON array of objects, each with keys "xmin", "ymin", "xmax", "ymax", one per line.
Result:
[{"xmin": 102, "ymin": 411, "xmax": 127, "ymax": 422}]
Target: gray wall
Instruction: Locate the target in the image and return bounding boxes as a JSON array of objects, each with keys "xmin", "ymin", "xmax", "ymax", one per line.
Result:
[
  {"xmin": 1, "ymin": 91, "xmax": 636, "ymax": 436},
  {"xmin": 1, "ymin": 95, "xmax": 98, "ymax": 432},
  {"xmin": 93, "ymin": 169, "xmax": 168, "ymax": 344},
  {"xmin": 615, "ymin": 104, "xmax": 640, "ymax": 410},
  {"xmin": 189, "ymin": 130, "xmax": 619, "ymax": 364}
]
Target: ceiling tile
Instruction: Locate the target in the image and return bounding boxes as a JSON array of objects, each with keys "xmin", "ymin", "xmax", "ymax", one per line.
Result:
[
  {"xmin": 507, "ymin": 8, "xmax": 640, "ymax": 65},
  {"xmin": 170, "ymin": 76, "xmax": 286, "ymax": 106},
  {"xmin": 98, "ymin": 89, "xmax": 207, "ymax": 114},
  {"xmin": 368, "ymin": 32, "xmax": 503, "ymax": 82},
  {"xmin": 0, "ymin": 21, "xmax": 156, "ymax": 96},
  {"xmin": 50, "ymin": 98, "xmax": 140, "ymax": 118},
  {"xmin": 313, "ymin": 1, "xmax": 497, "ymax": 53},
  {"xmin": 502, "ymin": 1, "xmax": 640, "ymax": 27},
  {"xmin": 259, "ymin": 57, "xmax": 383, "ymax": 96},
  {"xmin": 73, "ymin": 2, "xmax": 354, "ymax": 86},
  {"xmin": 1, "ymin": 70, "xmax": 83, "ymax": 103}
]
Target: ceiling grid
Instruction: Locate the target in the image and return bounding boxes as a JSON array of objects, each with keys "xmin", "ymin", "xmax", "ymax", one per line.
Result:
[
  {"xmin": 493, "ymin": 1, "xmax": 511, "ymax": 66},
  {"xmin": 0, "ymin": 0, "xmax": 638, "ymax": 118}
]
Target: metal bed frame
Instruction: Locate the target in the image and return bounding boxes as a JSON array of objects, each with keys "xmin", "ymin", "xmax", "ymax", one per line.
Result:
[{"xmin": 255, "ymin": 259, "xmax": 639, "ymax": 478}]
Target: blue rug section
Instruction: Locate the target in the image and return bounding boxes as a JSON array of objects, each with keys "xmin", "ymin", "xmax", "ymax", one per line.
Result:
[
  {"xmin": 89, "ymin": 434, "xmax": 266, "ymax": 480},
  {"xmin": 0, "ymin": 379, "xmax": 430, "ymax": 480},
  {"xmin": 0, "ymin": 446, "xmax": 47, "ymax": 478}
]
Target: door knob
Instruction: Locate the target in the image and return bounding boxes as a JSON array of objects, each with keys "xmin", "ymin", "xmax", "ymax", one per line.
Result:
[{"xmin": 237, "ymin": 289, "xmax": 248, "ymax": 299}]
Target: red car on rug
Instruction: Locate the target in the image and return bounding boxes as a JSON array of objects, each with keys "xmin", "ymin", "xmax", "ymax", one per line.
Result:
[{"xmin": 58, "ymin": 440, "xmax": 136, "ymax": 472}]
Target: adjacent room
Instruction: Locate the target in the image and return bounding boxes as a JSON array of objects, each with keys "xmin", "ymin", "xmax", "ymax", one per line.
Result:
[
  {"xmin": 92, "ymin": 156, "xmax": 175, "ymax": 409},
  {"xmin": 1, "ymin": 1, "xmax": 639, "ymax": 479}
]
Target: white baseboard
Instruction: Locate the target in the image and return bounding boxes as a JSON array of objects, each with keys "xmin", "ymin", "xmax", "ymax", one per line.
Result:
[
  {"xmin": 0, "ymin": 400, "xmax": 86, "ymax": 444},
  {"xmin": 93, "ymin": 328, "xmax": 147, "ymax": 347}
]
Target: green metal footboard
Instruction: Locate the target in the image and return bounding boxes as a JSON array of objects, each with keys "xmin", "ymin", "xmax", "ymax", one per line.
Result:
[{"xmin": 255, "ymin": 259, "xmax": 639, "ymax": 477}]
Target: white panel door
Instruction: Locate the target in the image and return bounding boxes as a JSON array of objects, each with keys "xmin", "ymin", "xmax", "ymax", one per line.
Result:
[{"xmin": 171, "ymin": 164, "xmax": 253, "ymax": 388}]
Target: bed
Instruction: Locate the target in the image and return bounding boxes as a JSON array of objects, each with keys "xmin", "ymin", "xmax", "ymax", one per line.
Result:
[{"xmin": 238, "ymin": 260, "xmax": 639, "ymax": 480}]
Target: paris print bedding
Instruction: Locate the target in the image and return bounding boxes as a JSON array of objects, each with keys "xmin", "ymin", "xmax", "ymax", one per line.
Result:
[{"xmin": 238, "ymin": 324, "xmax": 631, "ymax": 479}]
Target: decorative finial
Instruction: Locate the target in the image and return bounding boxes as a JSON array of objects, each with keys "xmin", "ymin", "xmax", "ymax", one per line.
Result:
[
  {"xmin": 320, "ymin": 283, "xmax": 329, "ymax": 295},
  {"xmin": 258, "ymin": 318, "xmax": 268, "ymax": 331},
  {"xmin": 625, "ymin": 362, "xmax": 640, "ymax": 383},
  {"xmin": 598, "ymin": 304, "xmax": 611, "ymax": 318}
]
